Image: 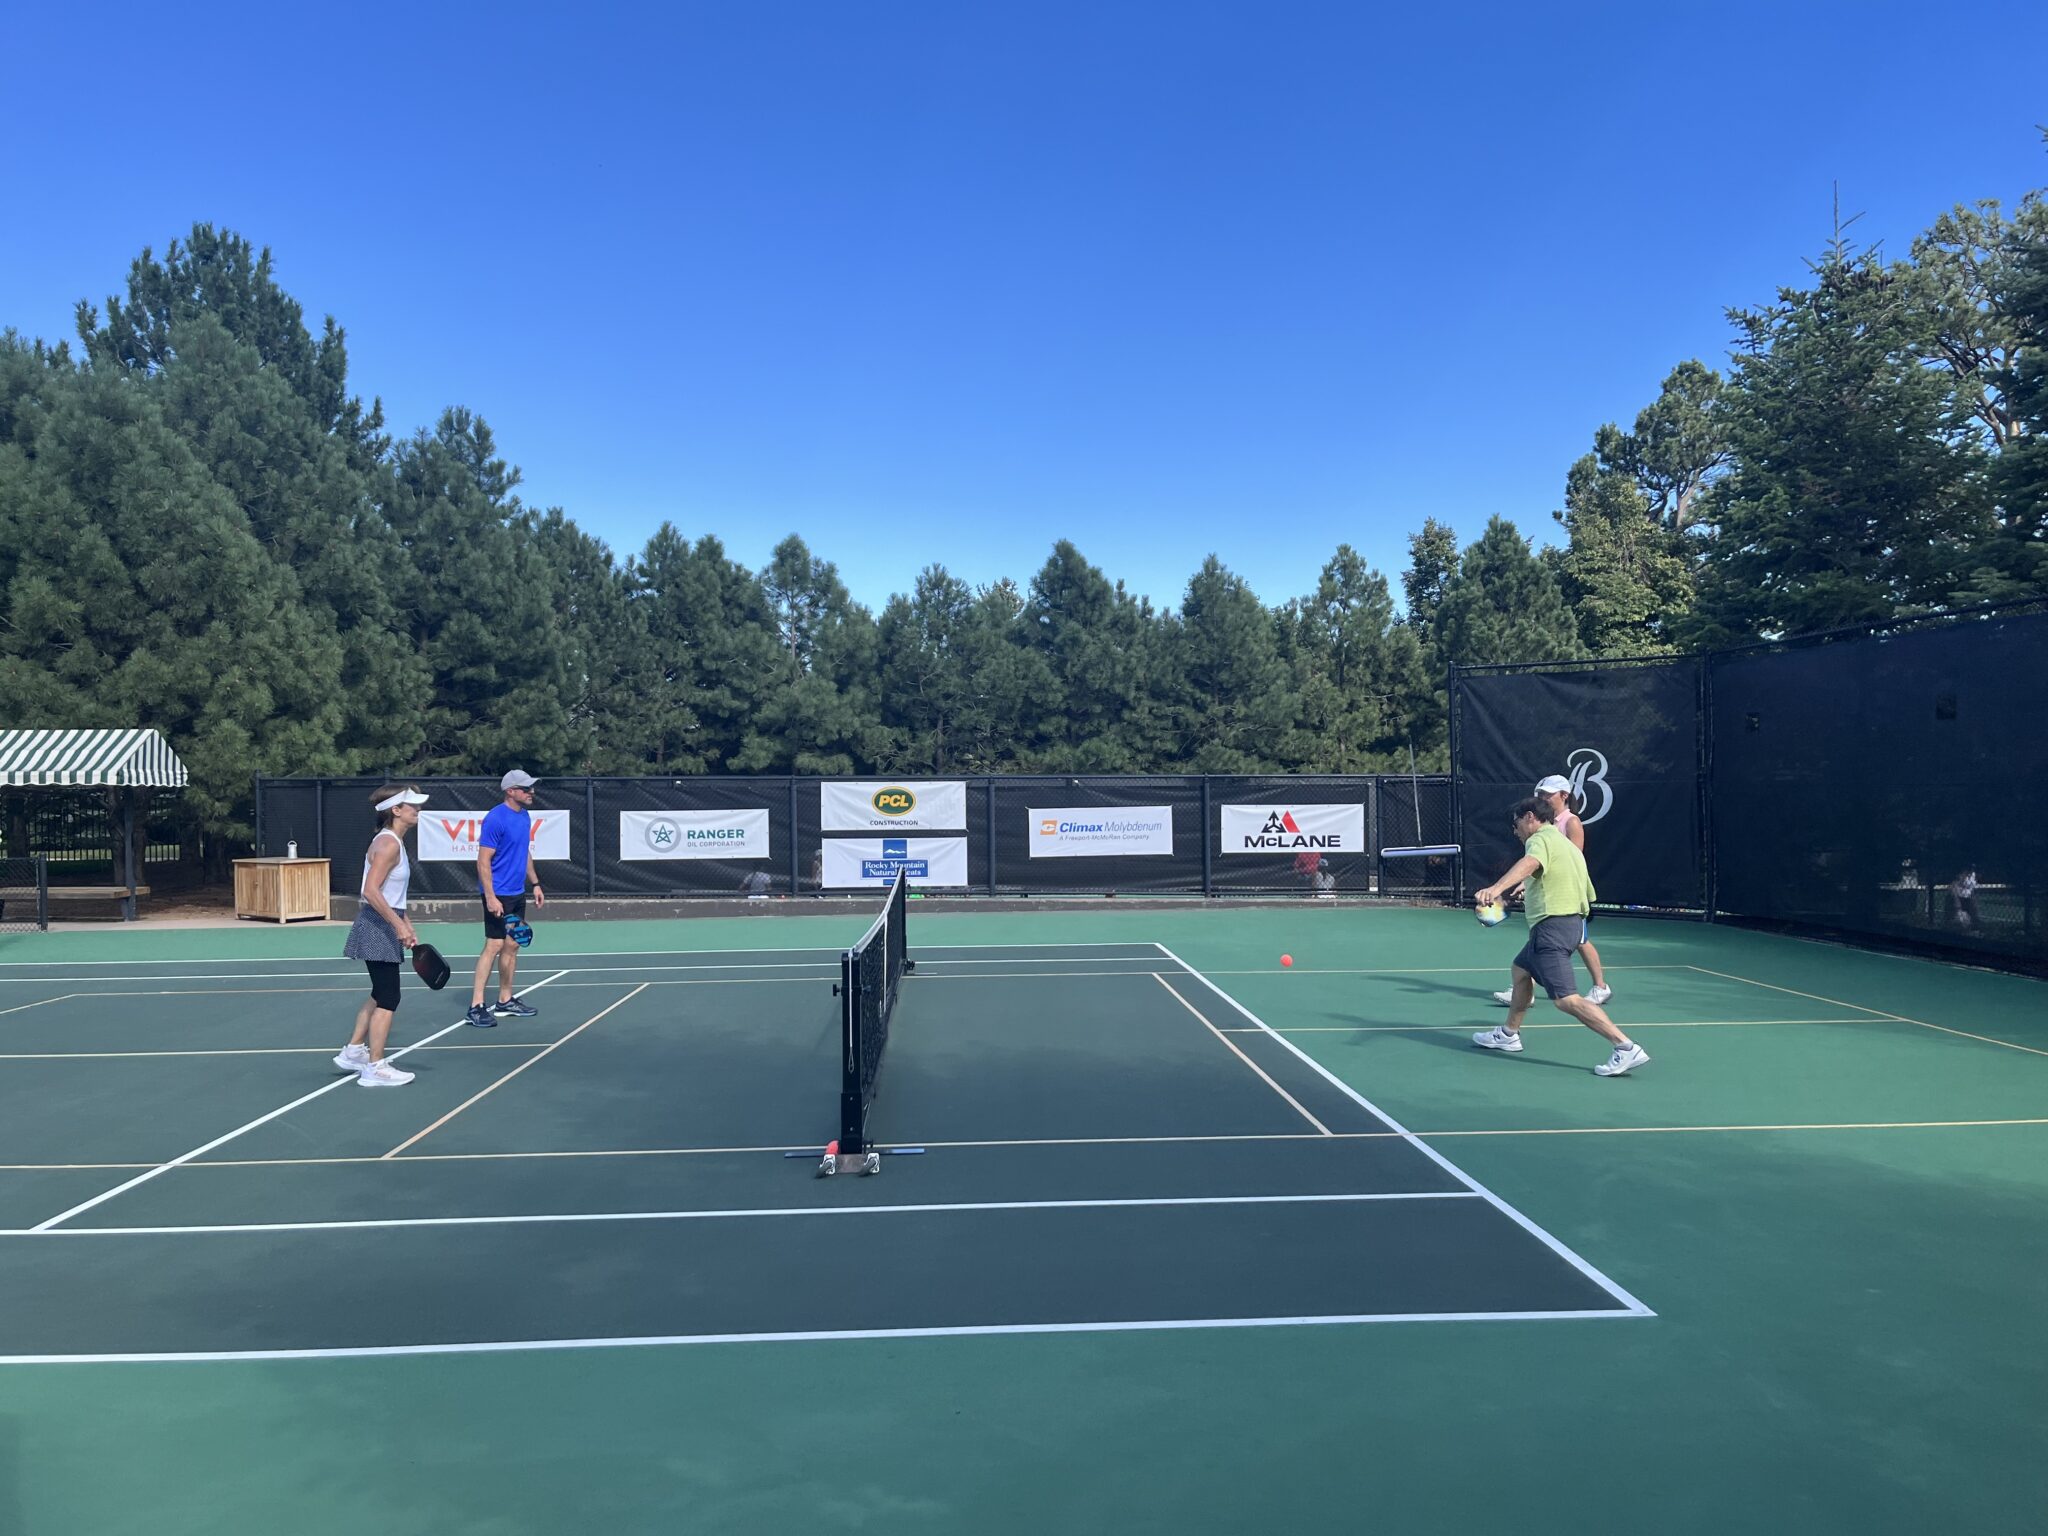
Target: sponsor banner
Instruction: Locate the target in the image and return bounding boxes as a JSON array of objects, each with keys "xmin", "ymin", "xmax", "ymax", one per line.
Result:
[
  {"xmin": 1027, "ymin": 806, "xmax": 1175, "ymax": 859},
  {"xmin": 619, "ymin": 809, "xmax": 770, "ymax": 861},
  {"xmin": 419, "ymin": 810, "xmax": 571, "ymax": 862},
  {"xmin": 822, "ymin": 837, "xmax": 969, "ymax": 888},
  {"xmin": 821, "ymin": 780, "xmax": 967, "ymax": 832},
  {"xmin": 1220, "ymin": 803, "xmax": 1364, "ymax": 855}
]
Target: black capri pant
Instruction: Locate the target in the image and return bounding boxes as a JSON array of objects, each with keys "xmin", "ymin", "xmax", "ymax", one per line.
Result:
[{"xmin": 365, "ymin": 961, "xmax": 403, "ymax": 1012}]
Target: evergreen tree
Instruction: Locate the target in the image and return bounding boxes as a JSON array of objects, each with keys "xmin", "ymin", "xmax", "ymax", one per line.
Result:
[
  {"xmin": 1688, "ymin": 239, "xmax": 1993, "ymax": 644},
  {"xmin": 631, "ymin": 527, "xmax": 781, "ymax": 771},
  {"xmin": 1169, "ymin": 556, "xmax": 1295, "ymax": 771},
  {"xmin": 1401, "ymin": 518, "xmax": 1460, "ymax": 640},
  {"xmin": 383, "ymin": 410, "xmax": 582, "ymax": 772},
  {"xmin": 1434, "ymin": 516, "xmax": 1580, "ymax": 668},
  {"xmin": 1551, "ymin": 453, "xmax": 1696, "ymax": 655}
]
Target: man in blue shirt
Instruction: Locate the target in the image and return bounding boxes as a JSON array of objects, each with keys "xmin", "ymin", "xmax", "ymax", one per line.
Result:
[{"xmin": 465, "ymin": 769, "xmax": 548, "ymax": 1027}]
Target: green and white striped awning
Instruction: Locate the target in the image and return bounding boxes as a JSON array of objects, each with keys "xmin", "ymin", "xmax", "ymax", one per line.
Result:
[{"xmin": 0, "ymin": 730, "xmax": 189, "ymax": 788}]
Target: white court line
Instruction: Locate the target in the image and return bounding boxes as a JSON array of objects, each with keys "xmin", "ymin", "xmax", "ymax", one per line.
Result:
[
  {"xmin": 0, "ymin": 1306, "xmax": 1642, "ymax": 1365},
  {"xmin": 1688, "ymin": 965, "xmax": 2048, "ymax": 1059},
  {"xmin": 1239, "ymin": 1017, "xmax": 1874, "ymax": 1034},
  {"xmin": 1197, "ymin": 965, "xmax": 1698, "ymax": 976},
  {"xmin": 384, "ymin": 985, "xmax": 651, "ymax": 1157},
  {"xmin": 1151, "ymin": 942, "xmax": 1655, "ymax": 1319},
  {"xmin": 0, "ymin": 939, "xmax": 1158, "ymax": 971},
  {"xmin": 0, "ymin": 1043, "xmax": 550, "ymax": 1061},
  {"xmin": 26, "ymin": 971, "xmax": 574, "ymax": 1231},
  {"xmin": 11, "ymin": 1189, "xmax": 1480, "ymax": 1239},
  {"xmin": 0, "ymin": 994, "xmax": 78, "ymax": 1016},
  {"xmin": 1151, "ymin": 974, "xmax": 1331, "ymax": 1134}
]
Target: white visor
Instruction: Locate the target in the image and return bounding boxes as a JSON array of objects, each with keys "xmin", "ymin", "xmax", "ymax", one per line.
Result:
[{"xmin": 375, "ymin": 790, "xmax": 430, "ymax": 812}]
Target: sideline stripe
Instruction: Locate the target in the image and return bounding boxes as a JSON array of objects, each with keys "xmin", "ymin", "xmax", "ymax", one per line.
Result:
[
  {"xmin": 26, "ymin": 971, "xmax": 573, "ymax": 1230},
  {"xmin": 383, "ymin": 985, "xmax": 650, "ymax": 1157},
  {"xmin": 7, "ymin": 1117, "xmax": 2046, "ymax": 1174},
  {"xmin": 1688, "ymin": 965, "xmax": 2048, "ymax": 1058},
  {"xmin": 1151, "ymin": 974, "xmax": 1331, "ymax": 1134},
  {"xmin": 0, "ymin": 939, "xmax": 1160, "ymax": 971},
  {"xmin": 1151, "ymin": 942, "xmax": 1656, "ymax": 1318},
  {"xmin": 1241, "ymin": 1017, "xmax": 1874, "ymax": 1033},
  {"xmin": 0, "ymin": 1305, "xmax": 1644, "ymax": 1365},
  {"xmin": 12, "ymin": 1189, "xmax": 1480, "ymax": 1238}
]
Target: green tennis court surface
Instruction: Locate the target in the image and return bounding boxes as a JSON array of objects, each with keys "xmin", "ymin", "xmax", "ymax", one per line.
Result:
[{"xmin": 0, "ymin": 905, "xmax": 2043, "ymax": 1533}]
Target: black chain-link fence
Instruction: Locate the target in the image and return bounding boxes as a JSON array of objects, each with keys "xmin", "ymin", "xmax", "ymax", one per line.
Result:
[
  {"xmin": 257, "ymin": 774, "xmax": 1459, "ymax": 903},
  {"xmin": 1451, "ymin": 600, "xmax": 2048, "ymax": 969},
  {"xmin": 0, "ymin": 856, "xmax": 49, "ymax": 931}
]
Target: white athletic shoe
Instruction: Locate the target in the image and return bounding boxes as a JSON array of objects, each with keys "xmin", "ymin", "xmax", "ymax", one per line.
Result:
[
  {"xmin": 1587, "ymin": 984, "xmax": 1614, "ymax": 1006},
  {"xmin": 1594, "ymin": 1042, "xmax": 1650, "ymax": 1077},
  {"xmin": 1491, "ymin": 989, "xmax": 1515, "ymax": 1006},
  {"xmin": 1472, "ymin": 1026, "xmax": 1524, "ymax": 1053},
  {"xmin": 333, "ymin": 1043, "xmax": 370, "ymax": 1073},
  {"xmin": 357, "ymin": 1060, "xmax": 415, "ymax": 1087}
]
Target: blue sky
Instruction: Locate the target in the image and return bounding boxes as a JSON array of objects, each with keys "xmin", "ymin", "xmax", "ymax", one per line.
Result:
[{"xmin": 9, "ymin": 1, "xmax": 2046, "ymax": 614}]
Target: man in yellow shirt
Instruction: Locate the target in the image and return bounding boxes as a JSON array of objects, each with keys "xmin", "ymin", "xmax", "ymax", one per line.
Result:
[{"xmin": 1472, "ymin": 798, "xmax": 1649, "ymax": 1077}]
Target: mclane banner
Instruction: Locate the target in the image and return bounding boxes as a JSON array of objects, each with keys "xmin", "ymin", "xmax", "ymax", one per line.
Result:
[
  {"xmin": 618, "ymin": 809, "xmax": 769, "ymax": 861},
  {"xmin": 1027, "ymin": 806, "xmax": 1175, "ymax": 859},
  {"xmin": 1220, "ymin": 803, "xmax": 1364, "ymax": 855},
  {"xmin": 821, "ymin": 780, "xmax": 967, "ymax": 832},
  {"xmin": 418, "ymin": 810, "xmax": 571, "ymax": 863},
  {"xmin": 822, "ymin": 837, "xmax": 969, "ymax": 888}
]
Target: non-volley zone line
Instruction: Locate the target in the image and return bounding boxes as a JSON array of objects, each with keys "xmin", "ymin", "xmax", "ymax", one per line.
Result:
[
  {"xmin": 1, "ymin": 1189, "xmax": 1483, "ymax": 1239},
  {"xmin": 1149, "ymin": 941, "xmax": 1655, "ymax": 1318}
]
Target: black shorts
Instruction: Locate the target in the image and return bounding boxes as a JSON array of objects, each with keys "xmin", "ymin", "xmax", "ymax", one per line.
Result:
[
  {"xmin": 1513, "ymin": 915, "xmax": 1587, "ymax": 1001},
  {"xmin": 365, "ymin": 960, "xmax": 402, "ymax": 1011},
  {"xmin": 481, "ymin": 893, "xmax": 527, "ymax": 940}
]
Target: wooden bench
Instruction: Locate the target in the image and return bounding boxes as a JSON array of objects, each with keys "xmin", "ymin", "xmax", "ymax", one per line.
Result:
[{"xmin": 0, "ymin": 885, "xmax": 150, "ymax": 901}]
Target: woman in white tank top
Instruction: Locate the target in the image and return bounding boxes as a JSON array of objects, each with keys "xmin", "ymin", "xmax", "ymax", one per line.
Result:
[{"xmin": 336, "ymin": 786, "xmax": 429, "ymax": 1086}]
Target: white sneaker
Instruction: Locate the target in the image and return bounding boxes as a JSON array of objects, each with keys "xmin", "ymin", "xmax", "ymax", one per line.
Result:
[
  {"xmin": 333, "ymin": 1043, "xmax": 370, "ymax": 1073},
  {"xmin": 1472, "ymin": 1026, "xmax": 1524, "ymax": 1053},
  {"xmin": 1594, "ymin": 1042, "xmax": 1650, "ymax": 1077},
  {"xmin": 1587, "ymin": 984, "xmax": 1614, "ymax": 1005},
  {"xmin": 357, "ymin": 1060, "xmax": 415, "ymax": 1087},
  {"xmin": 1490, "ymin": 989, "xmax": 1515, "ymax": 1006}
]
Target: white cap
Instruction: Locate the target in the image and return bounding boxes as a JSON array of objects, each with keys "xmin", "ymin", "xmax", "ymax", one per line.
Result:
[
  {"xmin": 501, "ymin": 770, "xmax": 539, "ymax": 790},
  {"xmin": 375, "ymin": 789, "xmax": 430, "ymax": 811},
  {"xmin": 1533, "ymin": 775, "xmax": 1573, "ymax": 795}
]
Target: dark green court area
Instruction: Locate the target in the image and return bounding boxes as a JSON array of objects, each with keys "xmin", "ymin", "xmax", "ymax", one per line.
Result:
[
  {"xmin": 0, "ymin": 943, "xmax": 1637, "ymax": 1359},
  {"xmin": 0, "ymin": 907, "xmax": 2042, "ymax": 1534}
]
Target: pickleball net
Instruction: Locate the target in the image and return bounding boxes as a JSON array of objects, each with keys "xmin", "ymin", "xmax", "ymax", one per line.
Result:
[{"xmin": 833, "ymin": 870, "xmax": 914, "ymax": 1165}]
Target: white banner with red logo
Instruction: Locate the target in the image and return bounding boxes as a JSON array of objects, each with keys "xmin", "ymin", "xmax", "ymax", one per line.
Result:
[
  {"xmin": 1027, "ymin": 806, "xmax": 1175, "ymax": 858},
  {"xmin": 1219, "ymin": 803, "xmax": 1364, "ymax": 855},
  {"xmin": 418, "ymin": 809, "xmax": 572, "ymax": 862}
]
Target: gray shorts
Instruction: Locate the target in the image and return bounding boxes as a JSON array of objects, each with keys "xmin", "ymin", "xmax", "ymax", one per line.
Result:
[{"xmin": 1514, "ymin": 915, "xmax": 1587, "ymax": 1001}]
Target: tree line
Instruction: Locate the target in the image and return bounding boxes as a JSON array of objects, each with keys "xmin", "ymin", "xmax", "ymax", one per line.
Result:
[{"xmin": 2, "ymin": 160, "xmax": 2043, "ymax": 845}]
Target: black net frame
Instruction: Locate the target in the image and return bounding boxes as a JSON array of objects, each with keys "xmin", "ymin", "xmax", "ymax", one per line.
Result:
[{"xmin": 839, "ymin": 870, "xmax": 911, "ymax": 1154}]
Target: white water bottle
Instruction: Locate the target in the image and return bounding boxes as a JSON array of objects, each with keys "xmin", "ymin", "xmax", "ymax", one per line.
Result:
[{"xmin": 287, "ymin": 839, "xmax": 298, "ymax": 859}]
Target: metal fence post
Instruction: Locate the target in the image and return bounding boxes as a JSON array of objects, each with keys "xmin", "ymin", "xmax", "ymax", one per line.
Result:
[
  {"xmin": 986, "ymin": 779, "xmax": 998, "ymax": 895},
  {"xmin": 788, "ymin": 777, "xmax": 800, "ymax": 895},
  {"xmin": 36, "ymin": 854, "xmax": 48, "ymax": 930},
  {"xmin": 314, "ymin": 781, "xmax": 326, "ymax": 857},
  {"xmin": 253, "ymin": 774, "xmax": 264, "ymax": 857},
  {"xmin": 586, "ymin": 779, "xmax": 598, "ymax": 897},
  {"xmin": 1200, "ymin": 777, "xmax": 1213, "ymax": 896}
]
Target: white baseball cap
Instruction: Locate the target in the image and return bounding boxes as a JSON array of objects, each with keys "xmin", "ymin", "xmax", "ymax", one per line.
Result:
[
  {"xmin": 1533, "ymin": 774, "xmax": 1573, "ymax": 795},
  {"xmin": 501, "ymin": 769, "xmax": 540, "ymax": 790}
]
